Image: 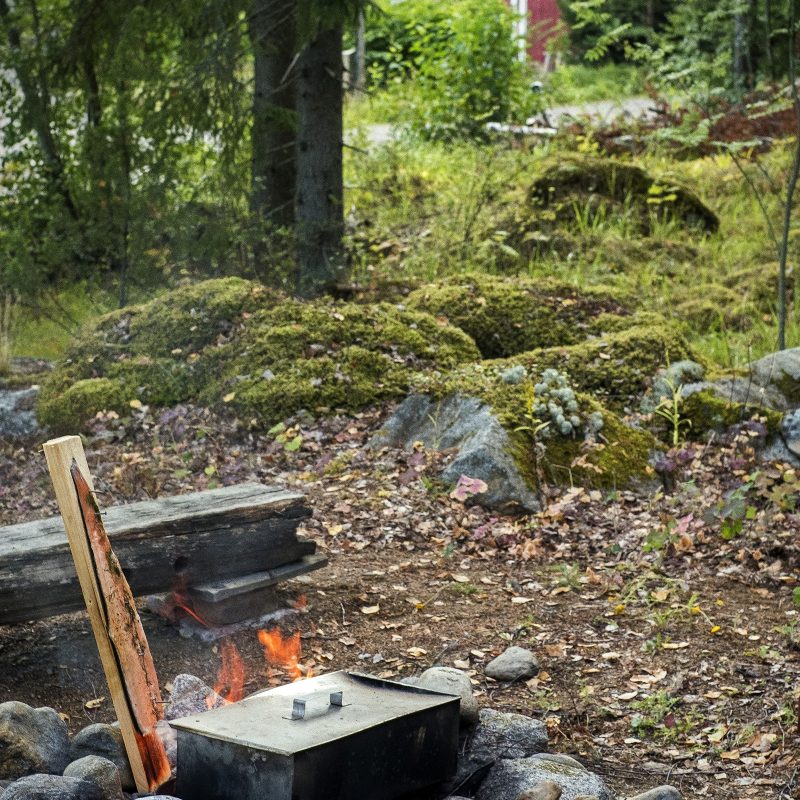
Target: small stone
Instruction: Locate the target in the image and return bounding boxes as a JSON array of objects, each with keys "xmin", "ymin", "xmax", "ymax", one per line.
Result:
[
  {"xmin": 0, "ymin": 702, "xmax": 71, "ymax": 779},
  {"xmin": 625, "ymin": 786, "xmax": 682, "ymax": 800},
  {"xmin": 517, "ymin": 779, "xmax": 562, "ymax": 800},
  {"xmin": 470, "ymin": 709, "xmax": 548, "ymax": 759},
  {"xmin": 781, "ymin": 409, "xmax": 800, "ymax": 456},
  {"xmin": 164, "ymin": 673, "xmax": 225, "ymax": 719},
  {"xmin": 0, "ymin": 774, "xmax": 102, "ymax": 800},
  {"xmin": 476, "ymin": 753, "xmax": 611, "ymax": 800},
  {"xmin": 69, "ymin": 723, "xmax": 134, "ymax": 791},
  {"xmin": 417, "ymin": 667, "xmax": 479, "ymax": 726},
  {"xmin": 63, "ymin": 755, "xmax": 122, "ymax": 800},
  {"xmin": 485, "ymin": 647, "xmax": 540, "ymax": 682}
]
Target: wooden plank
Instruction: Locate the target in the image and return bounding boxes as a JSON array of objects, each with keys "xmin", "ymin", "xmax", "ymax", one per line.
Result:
[
  {"xmin": 0, "ymin": 484, "xmax": 313, "ymax": 624},
  {"xmin": 184, "ymin": 555, "xmax": 328, "ymax": 627},
  {"xmin": 43, "ymin": 436, "xmax": 169, "ymax": 793}
]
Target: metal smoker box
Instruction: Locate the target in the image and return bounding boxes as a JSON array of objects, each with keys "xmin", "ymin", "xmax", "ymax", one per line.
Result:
[{"xmin": 170, "ymin": 670, "xmax": 460, "ymax": 800}]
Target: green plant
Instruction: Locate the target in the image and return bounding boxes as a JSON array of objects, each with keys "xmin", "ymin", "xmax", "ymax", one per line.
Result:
[{"xmin": 653, "ymin": 377, "xmax": 692, "ymax": 446}]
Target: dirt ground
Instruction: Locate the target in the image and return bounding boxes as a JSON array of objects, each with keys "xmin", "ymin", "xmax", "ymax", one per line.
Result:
[{"xmin": 1, "ymin": 402, "xmax": 799, "ymax": 799}]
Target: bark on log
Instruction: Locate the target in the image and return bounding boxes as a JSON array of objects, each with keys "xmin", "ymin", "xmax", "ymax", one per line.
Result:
[{"xmin": 0, "ymin": 482, "xmax": 313, "ymax": 624}]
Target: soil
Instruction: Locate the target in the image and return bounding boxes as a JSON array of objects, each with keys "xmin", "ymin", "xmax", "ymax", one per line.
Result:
[{"xmin": 1, "ymin": 401, "xmax": 799, "ymax": 799}]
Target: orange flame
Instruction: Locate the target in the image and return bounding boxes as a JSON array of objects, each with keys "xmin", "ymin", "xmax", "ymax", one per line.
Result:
[
  {"xmin": 210, "ymin": 639, "xmax": 245, "ymax": 707},
  {"xmin": 258, "ymin": 627, "xmax": 312, "ymax": 681}
]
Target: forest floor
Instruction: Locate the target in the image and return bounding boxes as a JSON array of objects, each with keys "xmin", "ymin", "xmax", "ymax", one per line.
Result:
[{"xmin": 1, "ymin": 402, "xmax": 799, "ymax": 799}]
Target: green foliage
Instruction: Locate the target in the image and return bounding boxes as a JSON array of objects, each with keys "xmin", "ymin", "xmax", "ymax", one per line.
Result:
[
  {"xmin": 566, "ymin": 0, "xmax": 632, "ymax": 62},
  {"xmin": 653, "ymin": 377, "xmax": 691, "ymax": 446},
  {"xmin": 365, "ymin": 0, "xmax": 533, "ymax": 139}
]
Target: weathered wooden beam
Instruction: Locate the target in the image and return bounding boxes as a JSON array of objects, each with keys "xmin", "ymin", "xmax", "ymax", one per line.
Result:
[
  {"xmin": 0, "ymin": 482, "xmax": 314, "ymax": 624},
  {"xmin": 43, "ymin": 436, "xmax": 170, "ymax": 793}
]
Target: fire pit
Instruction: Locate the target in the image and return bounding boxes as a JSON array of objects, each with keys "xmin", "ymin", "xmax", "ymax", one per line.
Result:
[{"xmin": 170, "ymin": 670, "xmax": 460, "ymax": 800}]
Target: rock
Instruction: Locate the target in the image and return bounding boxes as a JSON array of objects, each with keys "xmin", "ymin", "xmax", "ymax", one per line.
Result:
[
  {"xmin": 416, "ymin": 667, "xmax": 479, "ymax": 726},
  {"xmin": 69, "ymin": 723, "xmax": 134, "ymax": 791},
  {"xmin": 484, "ymin": 647, "xmax": 540, "ymax": 682},
  {"xmin": 518, "ymin": 781, "xmax": 562, "ymax": 800},
  {"xmin": 0, "ymin": 387, "xmax": 39, "ymax": 438},
  {"xmin": 476, "ymin": 753, "xmax": 611, "ymax": 800},
  {"xmin": 0, "ymin": 702, "xmax": 70, "ymax": 780},
  {"xmin": 748, "ymin": 348, "xmax": 800, "ymax": 404},
  {"xmin": 0, "ymin": 774, "xmax": 102, "ymax": 800},
  {"xmin": 470, "ymin": 709, "xmax": 548, "ymax": 759},
  {"xmin": 63, "ymin": 756, "xmax": 123, "ymax": 800},
  {"xmin": 781, "ymin": 408, "xmax": 800, "ymax": 456},
  {"xmin": 758, "ymin": 434, "xmax": 800, "ymax": 467},
  {"xmin": 641, "ymin": 360, "xmax": 705, "ymax": 413},
  {"xmin": 372, "ymin": 394, "xmax": 540, "ymax": 513},
  {"xmin": 164, "ymin": 673, "xmax": 226, "ymax": 720},
  {"xmin": 625, "ymin": 787, "xmax": 681, "ymax": 800}
]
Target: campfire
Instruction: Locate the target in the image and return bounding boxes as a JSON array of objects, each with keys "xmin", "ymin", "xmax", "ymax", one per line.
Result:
[{"xmin": 32, "ymin": 435, "xmax": 459, "ymax": 800}]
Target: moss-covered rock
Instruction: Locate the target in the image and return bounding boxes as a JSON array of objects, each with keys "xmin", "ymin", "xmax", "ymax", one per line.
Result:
[
  {"xmin": 673, "ymin": 283, "xmax": 753, "ymax": 332},
  {"xmin": 528, "ymin": 157, "xmax": 718, "ymax": 236},
  {"xmin": 413, "ymin": 362, "xmax": 657, "ymax": 490},
  {"xmin": 406, "ymin": 275, "xmax": 632, "ymax": 358},
  {"xmin": 38, "ymin": 278, "xmax": 480, "ymax": 432},
  {"xmin": 680, "ymin": 388, "xmax": 782, "ymax": 436}
]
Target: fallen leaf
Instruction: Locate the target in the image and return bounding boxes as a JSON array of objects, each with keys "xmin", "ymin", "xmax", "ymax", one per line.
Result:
[
  {"xmin": 407, "ymin": 647, "xmax": 427, "ymax": 658},
  {"xmin": 361, "ymin": 605, "xmax": 380, "ymax": 615},
  {"xmin": 84, "ymin": 697, "xmax": 105, "ymax": 709}
]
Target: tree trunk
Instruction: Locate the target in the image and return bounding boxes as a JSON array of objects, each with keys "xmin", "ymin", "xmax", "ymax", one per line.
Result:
[
  {"xmin": 733, "ymin": 7, "xmax": 750, "ymax": 99},
  {"xmin": 249, "ymin": 0, "xmax": 297, "ymax": 241},
  {"xmin": 294, "ymin": 24, "xmax": 344, "ymax": 297}
]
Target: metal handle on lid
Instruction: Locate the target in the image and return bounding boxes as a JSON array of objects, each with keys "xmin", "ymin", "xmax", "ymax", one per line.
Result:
[{"xmin": 291, "ymin": 690, "xmax": 344, "ymax": 720}]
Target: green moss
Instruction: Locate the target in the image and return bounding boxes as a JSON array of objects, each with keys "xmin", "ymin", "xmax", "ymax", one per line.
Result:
[
  {"xmin": 499, "ymin": 323, "xmax": 695, "ymax": 409},
  {"xmin": 415, "ymin": 363, "xmax": 658, "ymax": 489},
  {"xmin": 673, "ymin": 284, "xmax": 752, "ymax": 332},
  {"xmin": 529, "ymin": 156, "xmax": 719, "ymax": 235},
  {"xmin": 38, "ymin": 279, "xmax": 480, "ymax": 431},
  {"xmin": 681, "ymin": 389, "xmax": 783, "ymax": 435},
  {"xmin": 407, "ymin": 274, "xmax": 631, "ymax": 358},
  {"xmin": 38, "ymin": 377, "xmax": 128, "ymax": 432}
]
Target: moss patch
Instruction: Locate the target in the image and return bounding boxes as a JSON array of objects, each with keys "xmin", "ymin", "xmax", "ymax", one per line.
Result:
[
  {"xmin": 407, "ymin": 275, "xmax": 632, "ymax": 358},
  {"xmin": 529, "ymin": 156, "xmax": 719, "ymax": 235},
  {"xmin": 38, "ymin": 278, "xmax": 480, "ymax": 432},
  {"xmin": 680, "ymin": 389, "xmax": 782, "ymax": 436}
]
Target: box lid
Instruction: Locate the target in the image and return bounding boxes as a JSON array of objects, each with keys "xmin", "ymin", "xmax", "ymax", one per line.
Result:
[{"xmin": 169, "ymin": 671, "xmax": 459, "ymax": 756}]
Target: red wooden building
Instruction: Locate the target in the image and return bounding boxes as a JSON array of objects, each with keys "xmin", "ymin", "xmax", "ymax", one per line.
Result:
[{"xmin": 508, "ymin": 0, "xmax": 562, "ymax": 66}]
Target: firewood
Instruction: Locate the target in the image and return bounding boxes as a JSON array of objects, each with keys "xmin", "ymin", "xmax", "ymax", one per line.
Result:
[{"xmin": 43, "ymin": 436, "xmax": 170, "ymax": 793}]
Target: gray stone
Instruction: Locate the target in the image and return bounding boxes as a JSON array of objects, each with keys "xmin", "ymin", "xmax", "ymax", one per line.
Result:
[
  {"xmin": 372, "ymin": 394, "xmax": 539, "ymax": 512},
  {"xmin": 748, "ymin": 348, "xmax": 800, "ymax": 404},
  {"xmin": 69, "ymin": 723, "xmax": 135, "ymax": 791},
  {"xmin": 0, "ymin": 774, "xmax": 102, "ymax": 800},
  {"xmin": 518, "ymin": 782, "xmax": 562, "ymax": 800},
  {"xmin": 63, "ymin": 755, "xmax": 122, "ymax": 800},
  {"xmin": 781, "ymin": 408, "xmax": 800, "ymax": 456},
  {"xmin": 0, "ymin": 387, "xmax": 39, "ymax": 439},
  {"xmin": 417, "ymin": 667, "xmax": 479, "ymax": 726},
  {"xmin": 470, "ymin": 709, "xmax": 548, "ymax": 759},
  {"xmin": 164, "ymin": 673, "xmax": 225, "ymax": 720},
  {"xmin": 681, "ymin": 377, "xmax": 787, "ymax": 412},
  {"xmin": 758, "ymin": 435, "xmax": 800, "ymax": 467},
  {"xmin": 642, "ymin": 361, "xmax": 705, "ymax": 413},
  {"xmin": 485, "ymin": 647, "xmax": 540, "ymax": 682},
  {"xmin": 476, "ymin": 753, "xmax": 611, "ymax": 800},
  {"xmin": 625, "ymin": 787, "xmax": 681, "ymax": 800},
  {"xmin": 0, "ymin": 702, "xmax": 70, "ymax": 780}
]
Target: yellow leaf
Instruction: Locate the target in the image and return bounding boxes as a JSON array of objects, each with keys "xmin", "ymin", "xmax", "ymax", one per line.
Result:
[
  {"xmin": 710, "ymin": 625, "xmax": 721, "ymax": 634},
  {"xmin": 223, "ymin": 392, "xmax": 236, "ymax": 403},
  {"xmin": 613, "ymin": 603, "xmax": 626, "ymax": 615},
  {"xmin": 129, "ymin": 399, "xmax": 142, "ymax": 409},
  {"xmin": 84, "ymin": 697, "xmax": 105, "ymax": 709},
  {"xmin": 407, "ymin": 646, "xmax": 427, "ymax": 658},
  {"xmin": 690, "ymin": 605, "xmax": 701, "ymax": 614}
]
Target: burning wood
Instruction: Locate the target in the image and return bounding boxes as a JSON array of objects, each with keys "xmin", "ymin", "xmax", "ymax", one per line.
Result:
[{"xmin": 43, "ymin": 436, "xmax": 171, "ymax": 793}]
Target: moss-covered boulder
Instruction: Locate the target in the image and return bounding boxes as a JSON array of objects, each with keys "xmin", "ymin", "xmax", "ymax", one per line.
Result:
[
  {"xmin": 406, "ymin": 275, "xmax": 632, "ymax": 358},
  {"xmin": 529, "ymin": 157, "xmax": 718, "ymax": 235},
  {"xmin": 411, "ymin": 362, "xmax": 660, "ymax": 493},
  {"xmin": 38, "ymin": 278, "xmax": 480, "ymax": 432}
]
